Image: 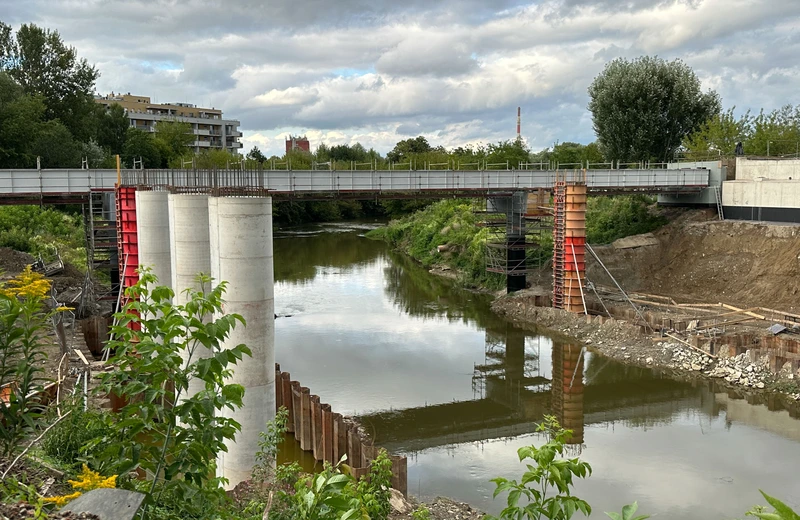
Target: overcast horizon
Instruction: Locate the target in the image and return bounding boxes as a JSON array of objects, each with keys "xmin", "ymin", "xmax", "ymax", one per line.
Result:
[{"xmin": 1, "ymin": 0, "xmax": 798, "ymax": 157}]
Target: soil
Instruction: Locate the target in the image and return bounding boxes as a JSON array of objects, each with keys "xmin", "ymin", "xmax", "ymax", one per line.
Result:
[
  {"xmin": 585, "ymin": 210, "xmax": 800, "ymax": 311},
  {"xmin": 0, "ymin": 504, "xmax": 99, "ymax": 520},
  {"xmin": 390, "ymin": 496, "xmax": 484, "ymax": 520}
]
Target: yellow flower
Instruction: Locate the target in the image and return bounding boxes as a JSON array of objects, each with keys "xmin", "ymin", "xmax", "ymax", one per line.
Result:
[
  {"xmin": 67, "ymin": 464, "xmax": 117, "ymax": 491},
  {"xmin": 43, "ymin": 491, "xmax": 82, "ymax": 507},
  {"xmin": 0, "ymin": 266, "xmax": 52, "ymax": 300}
]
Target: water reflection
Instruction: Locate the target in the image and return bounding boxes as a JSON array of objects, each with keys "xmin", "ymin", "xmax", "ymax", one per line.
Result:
[{"xmin": 273, "ymin": 225, "xmax": 800, "ymax": 518}]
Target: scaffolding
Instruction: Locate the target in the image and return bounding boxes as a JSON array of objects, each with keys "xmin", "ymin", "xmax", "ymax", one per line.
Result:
[{"xmin": 478, "ymin": 189, "xmax": 553, "ymax": 279}]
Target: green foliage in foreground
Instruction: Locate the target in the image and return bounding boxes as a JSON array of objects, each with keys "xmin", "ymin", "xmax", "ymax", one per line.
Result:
[
  {"xmin": 747, "ymin": 491, "xmax": 800, "ymax": 520},
  {"xmin": 0, "ymin": 205, "xmax": 86, "ymax": 269},
  {"xmin": 486, "ymin": 416, "xmax": 592, "ymax": 520}
]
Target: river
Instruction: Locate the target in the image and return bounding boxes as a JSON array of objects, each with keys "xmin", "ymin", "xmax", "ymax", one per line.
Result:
[{"xmin": 273, "ymin": 222, "xmax": 800, "ymax": 519}]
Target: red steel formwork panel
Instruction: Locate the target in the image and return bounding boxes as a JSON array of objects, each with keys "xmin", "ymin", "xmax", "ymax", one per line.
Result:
[{"xmin": 115, "ymin": 186, "xmax": 140, "ymax": 330}]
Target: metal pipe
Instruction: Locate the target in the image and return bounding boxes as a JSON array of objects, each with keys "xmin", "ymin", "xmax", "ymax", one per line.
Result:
[{"xmin": 586, "ymin": 244, "xmax": 652, "ymax": 332}]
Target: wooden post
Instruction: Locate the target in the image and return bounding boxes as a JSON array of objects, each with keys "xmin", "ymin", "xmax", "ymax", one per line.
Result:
[
  {"xmin": 390, "ymin": 456, "xmax": 408, "ymax": 497},
  {"xmin": 331, "ymin": 413, "xmax": 345, "ymax": 463},
  {"xmin": 321, "ymin": 404, "xmax": 333, "ymax": 464},
  {"xmin": 347, "ymin": 427, "xmax": 362, "ymax": 472},
  {"xmin": 300, "ymin": 387, "xmax": 312, "ymax": 451},
  {"xmin": 275, "ymin": 364, "xmax": 282, "ymax": 409},
  {"xmin": 290, "ymin": 381, "xmax": 301, "ymax": 439},
  {"xmin": 281, "ymin": 373, "xmax": 293, "ymax": 432},
  {"xmin": 361, "ymin": 444, "xmax": 378, "ymax": 469},
  {"xmin": 310, "ymin": 395, "xmax": 323, "ymax": 460}
]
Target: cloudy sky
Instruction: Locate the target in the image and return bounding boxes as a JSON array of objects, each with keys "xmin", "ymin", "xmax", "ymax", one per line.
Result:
[{"xmin": 1, "ymin": 0, "xmax": 798, "ymax": 156}]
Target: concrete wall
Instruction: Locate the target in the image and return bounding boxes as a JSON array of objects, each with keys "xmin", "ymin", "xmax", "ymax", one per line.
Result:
[
  {"xmin": 658, "ymin": 160, "xmax": 723, "ymax": 206},
  {"xmin": 722, "ymin": 180, "xmax": 800, "ymax": 209},
  {"xmin": 735, "ymin": 158, "xmax": 800, "ymax": 181}
]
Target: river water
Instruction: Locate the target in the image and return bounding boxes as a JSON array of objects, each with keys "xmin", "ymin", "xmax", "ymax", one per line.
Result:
[{"xmin": 273, "ymin": 222, "xmax": 800, "ymax": 519}]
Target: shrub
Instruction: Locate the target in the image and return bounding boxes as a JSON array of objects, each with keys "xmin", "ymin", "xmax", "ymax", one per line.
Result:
[{"xmin": 40, "ymin": 406, "xmax": 110, "ymax": 469}]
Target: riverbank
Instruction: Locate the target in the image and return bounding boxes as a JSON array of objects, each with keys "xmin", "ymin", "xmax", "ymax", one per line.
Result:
[{"xmin": 492, "ymin": 291, "xmax": 800, "ymax": 408}]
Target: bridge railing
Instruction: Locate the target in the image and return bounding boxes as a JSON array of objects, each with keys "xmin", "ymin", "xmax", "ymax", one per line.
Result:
[
  {"xmin": 0, "ymin": 167, "xmax": 710, "ymax": 197},
  {"xmin": 0, "ymin": 169, "xmax": 119, "ymax": 194}
]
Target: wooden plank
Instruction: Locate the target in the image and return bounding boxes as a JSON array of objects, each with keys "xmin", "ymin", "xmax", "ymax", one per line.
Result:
[
  {"xmin": 290, "ymin": 382, "xmax": 301, "ymax": 439},
  {"xmin": 321, "ymin": 404, "xmax": 333, "ymax": 464},
  {"xmin": 390, "ymin": 456, "xmax": 408, "ymax": 497},
  {"xmin": 299, "ymin": 387, "xmax": 312, "ymax": 451},
  {"xmin": 757, "ymin": 307, "xmax": 800, "ymax": 321},
  {"xmin": 275, "ymin": 368, "xmax": 282, "ymax": 409},
  {"xmin": 720, "ymin": 303, "xmax": 766, "ymax": 320},
  {"xmin": 331, "ymin": 413, "xmax": 342, "ymax": 463},
  {"xmin": 282, "ymin": 374, "xmax": 294, "ymax": 433},
  {"xmin": 347, "ymin": 427, "xmax": 362, "ymax": 472},
  {"xmin": 309, "ymin": 395, "xmax": 321, "ymax": 458},
  {"xmin": 665, "ymin": 333, "xmax": 718, "ymax": 359}
]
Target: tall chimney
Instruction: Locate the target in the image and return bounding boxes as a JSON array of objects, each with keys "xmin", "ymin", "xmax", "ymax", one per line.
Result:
[{"xmin": 516, "ymin": 107, "xmax": 521, "ymax": 139}]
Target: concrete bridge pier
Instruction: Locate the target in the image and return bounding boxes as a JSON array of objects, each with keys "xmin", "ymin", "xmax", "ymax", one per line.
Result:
[
  {"xmin": 168, "ymin": 193, "xmax": 212, "ymax": 398},
  {"xmin": 209, "ymin": 196, "xmax": 275, "ymax": 489},
  {"xmin": 135, "ymin": 190, "xmax": 172, "ymax": 295}
]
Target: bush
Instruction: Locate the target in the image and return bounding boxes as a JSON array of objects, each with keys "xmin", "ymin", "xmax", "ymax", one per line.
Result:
[
  {"xmin": 0, "ymin": 205, "xmax": 86, "ymax": 269},
  {"xmin": 41, "ymin": 406, "xmax": 110, "ymax": 469},
  {"xmin": 585, "ymin": 195, "xmax": 666, "ymax": 245}
]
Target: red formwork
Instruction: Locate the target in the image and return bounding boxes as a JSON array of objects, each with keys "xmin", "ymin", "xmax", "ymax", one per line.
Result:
[
  {"xmin": 564, "ymin": 237, "xmax": 585, "ymax": 272},
  {"xmin": 115, "ymin": 186, "xmax": 140, "ymax": 330}
]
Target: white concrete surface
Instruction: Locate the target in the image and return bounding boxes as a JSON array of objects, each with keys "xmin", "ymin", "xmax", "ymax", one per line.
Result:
[
  {"xmin": 736, "ymin": 158, "xmax": 800, "ymax": 181},
  {"xmin": 209, "ymin": 196, "xmax": 275, "ymax": 488},
  {"xmin": 722, "ymin": 180, "xmax": 800, "ymax": 208},
  {"xmin": 135, "ymin": 191, "xmax": 172, "ymax": 291},
  {"xmin": 168, "ymin": 193, "xmax": 212, "ymax": 398}
]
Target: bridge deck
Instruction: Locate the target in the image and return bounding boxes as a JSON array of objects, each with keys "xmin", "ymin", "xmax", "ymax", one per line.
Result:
[{"xmin": 0, "ymin": 167, "xmax": 710, "ymax": 204}]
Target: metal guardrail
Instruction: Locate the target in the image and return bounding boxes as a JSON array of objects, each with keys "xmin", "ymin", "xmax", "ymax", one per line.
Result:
[{"xmin": 0, "ymin": 167, "xmax": 710, "ymax": 197}]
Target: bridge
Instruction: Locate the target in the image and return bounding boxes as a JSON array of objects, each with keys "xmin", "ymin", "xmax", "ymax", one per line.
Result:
[
  {"xmin": 0, "ymin": 167, "xmax": 709, "ymax": 204},
  {"xmin": 0, "ymin": 165, "xmax": 710, "ymax": 488}
]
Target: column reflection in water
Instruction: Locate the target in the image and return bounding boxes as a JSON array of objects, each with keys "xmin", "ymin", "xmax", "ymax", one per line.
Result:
[{"xmin": 551, "ymin": 342, "xmax": 585, "ymax": 445}]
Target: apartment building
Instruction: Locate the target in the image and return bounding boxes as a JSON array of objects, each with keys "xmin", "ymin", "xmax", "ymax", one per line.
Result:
[{"xmin": 95, "ymin": 92, "xmax": 243, "ymax": 154}]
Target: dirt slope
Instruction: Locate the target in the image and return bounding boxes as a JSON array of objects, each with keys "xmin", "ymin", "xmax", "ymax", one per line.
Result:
[{"xmin": 586, "ymin": 211, "xmax": 800, "ymax": 311}]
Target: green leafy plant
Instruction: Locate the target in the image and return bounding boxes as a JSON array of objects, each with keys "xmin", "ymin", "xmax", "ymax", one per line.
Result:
[
  {"xmin": 40, "ymin": 403, "xmax": 110, "ymax": 469},
  {"xmin": 747, "ymin": 491, "xmax": 800, "ymax": 520},
  {"xmin": 412, "ymin": 505, "xmax": 432, "ymax": 520},
  {"xmin": 89, "ymin": 269, "xmax": 251, "ymax": 519},
  {"xmin": 0, "ymin": 268, "xmax": 54, "ymax": 458},
  {"xmin": 485, "ymin": 416, "xmax": 592, "ymax": 520},
  {"xmin": 606, "ymin": 502, "xmax": 650, "ymax": 520},
  {"xmin": 350, "ymin": 449, "xmax": 393, "ymax": 520},
  {"xmin": 286, "ymin": 457, "xmax": 362, "ymax": 520}
]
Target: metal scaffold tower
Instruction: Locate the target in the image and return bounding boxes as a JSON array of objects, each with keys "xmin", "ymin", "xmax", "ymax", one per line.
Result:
[
  {"xmin": 79, "ymin": 190, "xmax": 119, "ymax": 315},
  {"xmin": 552, "ymin": 172, "xmax": 587, "ymax": 314},
  {"xmin": 479, "ymin": 189, "xmax": 553, "ymax": 292},
  {"xmin": 552, "ymin": 181, "xmax": 567, "ymax": 309}
]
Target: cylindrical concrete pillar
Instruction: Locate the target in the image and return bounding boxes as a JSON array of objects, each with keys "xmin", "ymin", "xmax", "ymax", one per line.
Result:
[
  {"xmin": 168, "ymin": 193, "xmax": 212, "ymax": 397},
  {"xmin": 136, "ymin": 190, "xmax": 172, "ymax": 290},
  {"xmin": 209, "ymin": 196, "xmax": 275, "ymax": 488}
]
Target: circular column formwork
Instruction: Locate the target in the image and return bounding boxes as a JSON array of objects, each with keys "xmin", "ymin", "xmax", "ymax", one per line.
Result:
[
  {"xmin": 135, "ymin": 190, "xmax": 172, "ymax": 292},
  {"xmin": 563, "ymin": 185, "xmax": 587, "ymax": 313},
  {"xmin": 209, "ymin": 196, "xmax": 275, "ymax": 489},
  {"xmin": 168, "ymin": 193, "xmax": 212, "ymax": 398}
]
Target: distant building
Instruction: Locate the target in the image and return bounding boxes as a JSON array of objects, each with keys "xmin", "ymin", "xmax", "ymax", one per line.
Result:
[
  {"xmin": 95, "ymin": 92, "xmax": 242, "ymax": 154},
  {"xmin": 286, "ymin": 135, "xmax": 310, "ymax": 154}
]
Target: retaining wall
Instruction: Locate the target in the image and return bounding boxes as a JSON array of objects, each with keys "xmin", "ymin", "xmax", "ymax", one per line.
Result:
[{"xmin": 275, "ymin": 364, "xmax": 408, "ymax": 496}]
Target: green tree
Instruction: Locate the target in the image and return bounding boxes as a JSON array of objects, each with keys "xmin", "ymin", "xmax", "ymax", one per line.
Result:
[
  {"xmin": 0, "ymin": 72, "xmax": 46, "ymax": 168},
  {"xmin": 683, "ymin": 105, "xmax": 800, "ymax": 158},
  {"xmin": 154, "ymin": 119, "xmax": 193, "ymax": 166},
  {"xmin": 31, "ymin": 120, "xmax": 79, "ymax": 168},
  {"xmin": 96, "ymin": 103, "xmax": 129, "ymax": 156},
  {"xmin": 0, "ymin": 22, "xmax": 99, "ymax": 142},
  {"xmin": 485, "ymin": 138, "xmax": 531, "ymax": 167},
  {"xmin": 588, "ymin": 56, "xmax": 720, "ymax": 163},
  {"xmin": 246, "ymin": 145, "xmax": 268, "ymax": 164},
  {"xmin": 123, "ymin": 127, "xmax": 161, "ymax": 168},
  {"xmin": 91, "ymin": 270, "xmax": 251, "ymax": 518},
  {"xmin": 387, "ymin": 136, "xmax": 433, "ymax": 162}
]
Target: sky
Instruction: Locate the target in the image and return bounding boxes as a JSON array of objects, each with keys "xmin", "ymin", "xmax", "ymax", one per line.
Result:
[{"xmin": 1, "ymin": 0, "xmax": 798, "ymax": 157}]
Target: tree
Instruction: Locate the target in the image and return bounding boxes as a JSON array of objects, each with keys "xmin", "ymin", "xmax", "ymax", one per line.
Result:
[
  {"xmin": 154, "ymin": 119, "xmax": 194, "ymax": 166},
  {"xmin": 123, "ymin": 128, "xmax": 161, "ymax": 168},
  {"xmin": 0, "ymin": 22, "xmax": 100, "ymax": 142},
  {"xmin": 31, "ymin": 120, "xmax": 79, "ymax": 168},
  {"xmin": 246, "ymin": 145, "xmax": 267, "ymax": 164},
  {"xmin": 387, "ymin": 136, "xmax": 433, "ymax": 162},
  {"xmin": 532, "ymin": 142, "xmax": 606, "ymax": 167},
  {"xmin": 485, "ymin": 138, "xmax": 531, "ymax": 167},
  {"xmin": 96, "ymin": 103, "xmax": 129, "ymax": 156},
  {"xmin": 683, "ymin": 105, "xmax": 800, "ymax": 158},
  {"xmin": 0, "ymin": 72, "xmax": 46, "ymax": 168},
  {"xmin": 588, "ymin": 56, "xmax": 720, "ymax": 163}
]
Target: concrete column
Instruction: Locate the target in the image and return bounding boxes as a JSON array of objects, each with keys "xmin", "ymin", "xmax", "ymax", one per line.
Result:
[
  {"xmin": 209, "ymin": 196, "xmax": 275, "ymax": 488},
  {"xmin": 168, "ymin": 193, "xmax": 211, "ymax": 398},
  {"xmin": 136, "ymin": 190, "xmax": 172, "ymax": 290}
]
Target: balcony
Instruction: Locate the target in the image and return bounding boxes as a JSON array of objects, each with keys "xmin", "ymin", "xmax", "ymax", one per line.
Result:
[
  {"xmin": 192, "ymin": 140, "xmax": 212, "ymax": 147},
  {"xmin": 227, "ymin": 141, "xmax": 243, "ymax": 149},
  {"xmin": 193, "ymin": 128, "xmax": 210, "ymax": 136}
]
